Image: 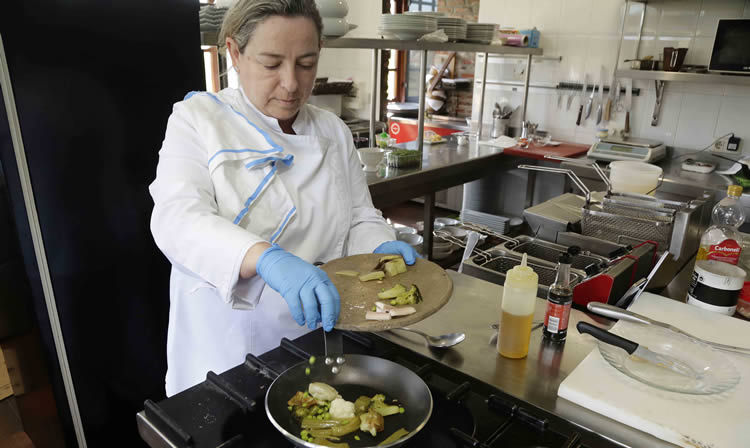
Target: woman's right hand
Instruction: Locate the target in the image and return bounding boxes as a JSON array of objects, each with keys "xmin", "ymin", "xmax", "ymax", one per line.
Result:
[{"xmin": 255, "ymin": 244, "xmax": 340, "ymax": 331}]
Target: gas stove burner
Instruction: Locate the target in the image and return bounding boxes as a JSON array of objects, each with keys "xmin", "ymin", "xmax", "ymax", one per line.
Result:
[
  {"xmin": 406, "ymin": 390, "xmax": 474, "ymax": 447},
  {"xmin": 137, "ymin": 329, "xmax": 624, "ymax": 448}
]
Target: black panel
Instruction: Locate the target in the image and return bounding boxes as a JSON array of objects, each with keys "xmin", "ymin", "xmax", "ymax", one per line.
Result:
[
  {"xmin": 139, "ymin": 330, "xmax": 621, "ymax": 448},
  {"xmin": 0, "ymin": 1, "xmax": 204, "ymax": 446}
]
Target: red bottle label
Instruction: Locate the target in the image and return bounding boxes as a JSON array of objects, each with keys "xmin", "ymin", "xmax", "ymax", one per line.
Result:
[
  {"xmin": 544, "ymin": 302, "xmax": 571, "ymax": 334},
  {"xmin": 706, "ymin": 239, "xmax": 741, "ymax": 264}
]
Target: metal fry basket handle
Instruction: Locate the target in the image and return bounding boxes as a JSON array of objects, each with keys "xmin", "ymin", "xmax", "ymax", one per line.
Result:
[
  {"xmin": 517, "ymin": 164, "xmax": 592, "ymax": 204},
  {"xmin": 544, "ymin": 155, "xmax": 612, "ymax": 194}
]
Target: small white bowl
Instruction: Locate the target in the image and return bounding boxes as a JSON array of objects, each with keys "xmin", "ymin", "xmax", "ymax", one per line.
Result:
[
  {"xmin": 432, "ymin": 240, "xmax": 453, "ymax": 252},
  {"xmin": 395, "ymin": 226, "xmax": 417, "ymax": 235},
  {"xmin": 432, "ymin": 248, "xmax": 453, "ymax": 260},
  {"xmin": 357, "ymin": 148, "xmax": 384, "ymax": 172},
  {"xmin": 322, "ymin": 17, "xmax": 355, "ymax": 37},
  {"xmin": 316, "ymin": 0, "xmax": 349, "ymax": 18},
  {"xmin": 441, "ymin": 226, "xmax": 468, "ymax": 240},
  {"xmin": 415, "ymin": 221, "xmax": 445, "ymax": 232},
  {"xmin": 397, "ymin": 233, "xmax": 423, "ymax": 247},
  {"xmin": 436, "ymin": 217, "xmax": 460, "ymax": 226}
]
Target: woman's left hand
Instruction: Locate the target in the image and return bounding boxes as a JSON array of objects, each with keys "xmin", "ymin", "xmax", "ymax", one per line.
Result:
[{"xmin": 373, "ymin": 241, "xmax": 420, "ymax": 265}]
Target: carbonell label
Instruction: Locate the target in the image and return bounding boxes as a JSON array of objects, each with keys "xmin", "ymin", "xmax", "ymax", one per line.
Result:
[{"xmin": 704, "ymin": 239, "xmax": 742, "ymax": 265}]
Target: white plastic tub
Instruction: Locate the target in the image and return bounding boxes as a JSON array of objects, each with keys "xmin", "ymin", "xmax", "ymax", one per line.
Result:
[{"xmin": 609, "ymin": 161, "xmax": 663, "ymax": 195}]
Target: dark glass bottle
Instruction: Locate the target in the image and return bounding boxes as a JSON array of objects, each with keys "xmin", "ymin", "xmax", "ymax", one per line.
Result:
[{"xmin": 543, "ymin": 247, "xmax": 579, "ymax": 342}]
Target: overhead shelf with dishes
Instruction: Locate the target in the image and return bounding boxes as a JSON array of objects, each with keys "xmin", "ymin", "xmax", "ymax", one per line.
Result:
[{"xmin": 322, "ymin": 12, "xmax": 544, "ymax": 260}]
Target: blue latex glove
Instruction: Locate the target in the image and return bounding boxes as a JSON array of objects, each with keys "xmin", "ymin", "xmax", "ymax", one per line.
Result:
[
  {"xmin": 373, "ymin": 241, "xmax": 420, "ymax": 265},
  {"xmin": 256, "ymin": 244, "xmax": 340, "ymax": 331}
]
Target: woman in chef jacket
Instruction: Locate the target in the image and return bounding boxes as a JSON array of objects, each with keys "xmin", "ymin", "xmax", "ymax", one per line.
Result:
[{"xmin": 149, "ymin": 0, "xmax": 417, "ymax": 396}]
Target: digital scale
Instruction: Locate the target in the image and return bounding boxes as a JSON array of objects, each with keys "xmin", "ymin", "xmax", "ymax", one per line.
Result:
[{"xmin": 587, "ymin": 136, "xmax": 666, "ymax": 163}]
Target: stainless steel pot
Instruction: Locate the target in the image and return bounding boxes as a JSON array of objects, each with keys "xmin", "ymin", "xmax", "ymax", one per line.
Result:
[{"xmin": 265, "ymin": 354, "xmax": 432, "ymax": 448}]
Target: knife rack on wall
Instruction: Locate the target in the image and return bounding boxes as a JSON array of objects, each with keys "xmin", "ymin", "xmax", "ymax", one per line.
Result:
[{"xmin": 556, "ymin": 82, "xmax": 641, "ymax": 96}]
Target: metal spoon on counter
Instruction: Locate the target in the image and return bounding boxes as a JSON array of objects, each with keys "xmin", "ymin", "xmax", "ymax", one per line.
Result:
[{"xmin": 390, "ymin": 327, "xmax": 466, "ymax": 348}]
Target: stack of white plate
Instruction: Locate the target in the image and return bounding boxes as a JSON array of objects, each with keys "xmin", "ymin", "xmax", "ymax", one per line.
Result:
[
  {"xmin": 465, "ymin": 23, "xmax": 497, "ymax": 43},
  {"xmin": 460, "ymin": 208, "xmax": 510, "ymax": 234},
  {"xmin": 403, "ymin": 11, "xmax": 443, "ymax": 17},
  {"xmin": 436, "ymin": 17, "xmax": 467, "ymax": 41},
  {"xmin": 378, "ymin": 14, "xmax": 438, "ymax": 40}
]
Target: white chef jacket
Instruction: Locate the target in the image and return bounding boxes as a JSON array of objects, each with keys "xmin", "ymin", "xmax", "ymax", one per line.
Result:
[{"xmin": 149, "ymin": 87, "xmax": 395, "ymax": 396}]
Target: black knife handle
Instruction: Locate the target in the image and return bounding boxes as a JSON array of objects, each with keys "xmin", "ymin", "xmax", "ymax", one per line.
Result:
[
  {"xmin": 624, "ymin": 111, "xmax": 631, "ymax": 134},
  {"xmin": 576, "ymin": 322, "xmax": 638, "ymax": 355},
  {"xmin": 576, "ymin": 105, "xmax": 583, "ymax": 126}
]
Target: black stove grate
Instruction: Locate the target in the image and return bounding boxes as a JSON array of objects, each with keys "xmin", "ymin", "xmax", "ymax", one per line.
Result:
[{"xmin": 141, "ymin": 330, "xmax": 618, "ymax": 448}]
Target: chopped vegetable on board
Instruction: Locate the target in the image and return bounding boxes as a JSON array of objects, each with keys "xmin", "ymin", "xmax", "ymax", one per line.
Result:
[
  {"xmin": 387, "ymin": 306, "xmax": 416, "ymax": 317},
  {"xmin": 359, "ymin": 271, "xmax": 385, "ymax": 282},
  {"xmin": 389, "ymin": 285, "xmax": 423, "ymax": 306},
  {"xmin": 335, "ymin": 270, "xmax": 359, "ymax": 277},
  {"xmin": 365, "ymin": 311, "xmax": 392, "ymax": 321},
  {"xmin": 373, "ymin": 255, "xmax": 401, "ymax": 271},
  {"xmin": 377, "ymin": 284, "xmax": 407, "ymax": 299},
  {"xmin": 384, "ymin": 258, "xmax": 407, "ymax": 277}
]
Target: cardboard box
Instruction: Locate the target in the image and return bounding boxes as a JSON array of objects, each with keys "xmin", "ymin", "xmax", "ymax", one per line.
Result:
[
  {"xmin": 0, "ymin": 397, "xmax": 23, "ymax": 440},
  {"xmin": 0, "ymin": 349, "xmax": 13, "ymax": 401},
  {"xmin": 1, "ymin": 331, "xmax": 45, "ymax": 397},
  {"xmin": 0, "ymin": 432, "xmax": 35, "ymax": 448},
  {"xmin": 0, "ymin": 261, "xmax": 34, "ymax": 341}
]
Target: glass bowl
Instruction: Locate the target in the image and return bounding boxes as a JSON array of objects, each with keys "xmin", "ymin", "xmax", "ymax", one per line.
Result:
[{"xmin": 597, "ymin": 323, "xmax": 740, "ymax": 395}]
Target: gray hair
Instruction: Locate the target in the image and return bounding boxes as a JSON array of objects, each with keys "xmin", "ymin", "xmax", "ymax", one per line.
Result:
[{"xmin": 219, "ymin": 0, "xmax": 323, "ymax": 53}]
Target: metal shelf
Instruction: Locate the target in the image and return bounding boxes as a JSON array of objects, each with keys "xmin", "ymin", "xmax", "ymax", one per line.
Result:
[
  {"xmin": 201, "ymin": 31, "xmax": 219, "ymax": 47},
  {"xmin": 616, "ymin": 69, "xmax": 750, "ymax": 86},
  {"xmin": 321, "ymin": 37, "xmax": 544, "ymax": 55}
]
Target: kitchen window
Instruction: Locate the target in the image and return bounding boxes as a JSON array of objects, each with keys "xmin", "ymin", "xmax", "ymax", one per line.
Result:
[{"xmin": 385, "ymin": 0, "xmax": 437, "ymax": 102}]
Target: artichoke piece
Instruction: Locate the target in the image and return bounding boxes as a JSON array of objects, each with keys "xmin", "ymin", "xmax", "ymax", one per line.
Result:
[
  {"xmin": 354, "ymin": 396, "xmax": 371, "ymax": 415},
  {"xmin": 374, "ymin": 255, "xmax": 401, "ymax": 271},
  {"xmin": 389, "ymin": 285, "xmax": 423, "ymax": 306},
  {"xmin": 377, "ymin": 284, "xmax": 407, "ymax": 299},
  {"xmin": 384, "ymin": 258, "xmax": 407, "ymax": 277},
  {"xmin": 359, "ymin": 271, "xmax": 385, "ymax": 282},
  {"xmin": 377, "ymin": 428, "xmax": 409, "ymax": 446}
]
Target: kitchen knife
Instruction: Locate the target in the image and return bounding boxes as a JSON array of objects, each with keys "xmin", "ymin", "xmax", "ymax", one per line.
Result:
[
  {"xmin": 614, "ymin": 80, "xmax": 622, "ymax": 112},
  {"xmin": 587, "ymin": 303, "xmax": 750, "ymax": 356},
  {"xmin": 624, "ymin": 79, "xmax": 632, "ymax": 135},
  {"xmin": 604, "ymin": 75, "xmax": 615, "ymax": 122},
  {"xmin": 595, "ymin": 66, "xmax": 605, "ymax": 125},
  {"xmin": 576, "ymin": 322, "xmax": 700, "ymax": 379},
  {"xmin": 566, "ymin": 86, "xmax": 574, "ymax": 110},
  {"xmin": 576, "ymin": 75, "xmax": 587, "ymax": 125},
  {"xmin": 584, "ymin": 74, "xmax": 594, "ymax": 120}
]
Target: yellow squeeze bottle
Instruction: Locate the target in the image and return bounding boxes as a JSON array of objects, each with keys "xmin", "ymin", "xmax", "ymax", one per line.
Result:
[{"xmin": 497, "ymin": 254, "xmax": 538, "ymax": 359}]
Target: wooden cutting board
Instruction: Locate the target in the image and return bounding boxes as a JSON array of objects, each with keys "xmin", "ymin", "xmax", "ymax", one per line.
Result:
[
  {"xmin": 321, "ymin": 254, "xmax": 453, "ymax": 331},
  {"xmin": 558, "ymin": 293, "xmax": 750, "ymax": 448}
]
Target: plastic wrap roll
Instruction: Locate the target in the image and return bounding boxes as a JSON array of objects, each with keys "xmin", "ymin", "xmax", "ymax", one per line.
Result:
[{"xmin": 498, "ymin": 34, "xmax": 528, "ymax": 47}]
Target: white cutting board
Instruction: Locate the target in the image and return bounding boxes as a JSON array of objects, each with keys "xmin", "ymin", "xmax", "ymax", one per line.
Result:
[{"xmin": 558, "ymin": 293, "xmax": 750, "ymax": 448}]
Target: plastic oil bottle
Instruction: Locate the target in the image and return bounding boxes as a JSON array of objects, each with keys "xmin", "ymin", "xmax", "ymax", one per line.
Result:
[
  {"xmin": 543, "ymin": 247, "xmax": 579, "ymax": 342},
  {"xmin": 696, "ymin": 185, "xmax": 745, "ymax": 265},
  {"xmin": 497, "ymin": 254, "xmax": 538, "ymax": 359}
]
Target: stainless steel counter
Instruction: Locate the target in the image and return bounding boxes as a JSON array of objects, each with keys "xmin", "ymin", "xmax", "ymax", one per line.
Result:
[
  {"xmin": 375, "ymin": 270, "xmax": 678, "ymax": 448},
  {"xmin": 560, "ymin": 156, "xmax": 729, "ymax": 203},
  {"xmin": 364, "ymin": 139, "xmax": 507, "ymax": 209}
]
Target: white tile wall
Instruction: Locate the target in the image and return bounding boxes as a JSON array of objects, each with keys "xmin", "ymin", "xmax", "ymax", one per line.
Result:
[
  {"xmin": 474, "ymin": 0, "xmax": 750, "ymax": 152},
  {"xmin": 314, "ymin": 1, "xmax": 750, "ymax": 149},
  {"xmin": 317, "ymin": 0, "xmax": 382, "ymax": 120}
]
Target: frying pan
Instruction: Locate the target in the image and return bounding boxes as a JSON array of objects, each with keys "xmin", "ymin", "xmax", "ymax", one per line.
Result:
[{"xmin": 266, "ymin": 354, "xmax": 432, "ymax": 448}]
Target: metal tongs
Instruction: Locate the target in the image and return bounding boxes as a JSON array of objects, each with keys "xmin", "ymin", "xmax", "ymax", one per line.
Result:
[
  {"xmin": 461, "ymin": 222, "xmax": 517, "ymax": 243},
  {"xmin": 587, "ymin": 302, "xmax": 750, "ymax": 357},
  {"xmin": 434, "ymin": 229, "xmax": 494, "ymax": 262}
]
